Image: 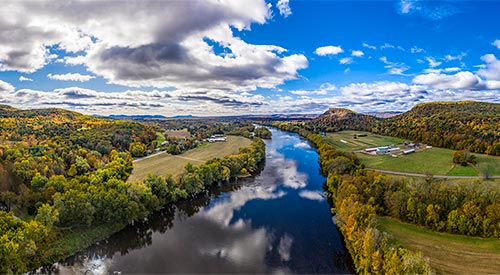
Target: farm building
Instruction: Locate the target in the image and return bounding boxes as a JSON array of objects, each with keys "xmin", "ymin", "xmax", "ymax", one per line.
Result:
[
  {"xmin": 376, "ymin": 146, "xmax": 391, "ymax": 154},
  {"xmin": 388, "ymin": 148, "xmax": 400, "ymax": 152},
  {"xmin": 403, "ymin": 149, "xmax": 415, "ymax": 155},
  {"xmin": 207, "ymin": 135, "xmax": 227, "ymax": 142},
  {"xmin": 364, "ymin": 148, "xmax": 377, "ymax": 152}
]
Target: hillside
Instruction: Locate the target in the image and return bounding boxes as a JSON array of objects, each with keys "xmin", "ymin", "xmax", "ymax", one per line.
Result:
[
  {"xmin": 311, "ymin": 101, "xmax": 500, "ymax": 155},
  {"xmin": 310, "ymin": 107, "xmax": 379, "ymax": 132}
]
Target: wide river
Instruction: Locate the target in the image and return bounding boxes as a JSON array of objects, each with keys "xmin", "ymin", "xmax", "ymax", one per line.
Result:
[{"xmin": 45, "ymin": 128, "xmax": 353, "ymax": 274}]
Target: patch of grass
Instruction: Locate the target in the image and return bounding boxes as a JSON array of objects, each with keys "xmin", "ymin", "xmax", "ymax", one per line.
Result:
[
  {"xmin": 447, "ymin": 164, "xmax": 478, "ymax": 176},
  {"xmin": 326, "ymin": 130, "xmax": 404, "ymax": 151},
  {"xmin": 43, "ymin": 223, "xmax": 126, "ymax": 265},
  {"xmin": 476, "ymin": 155, "xmax": 500, "ymax": 176},
  {"xmin": 128, "ymin": 136, "xmax": 252, "ymax": 182},
  {"xmin": 165, "ymin": 128, "xmax": 191, "ymax": 139},
  {"xmin": 357, "ymin": 147, "xmax": 455, "ymax": 175},
  {"xmin": 328, "ymin": 131, "xmax": 500, "ymax": 176},
  {"xmin": 377, "ymin": 216, "xmax": 500, "ymax": 275}
]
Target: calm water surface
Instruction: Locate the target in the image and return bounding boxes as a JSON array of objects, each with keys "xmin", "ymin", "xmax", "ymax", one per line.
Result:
[{"xmin": 44, "ymin": 128, "xmax": 353, "ymax": 274}]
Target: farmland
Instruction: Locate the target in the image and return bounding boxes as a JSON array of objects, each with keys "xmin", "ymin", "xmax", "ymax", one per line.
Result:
[
  {"xmin": 326, "ymin": 130, "xmax": 500, "ymax": 176},
  {"xmin": 378, "ymin": 217, "xmax": 500, "ymax": 274},
  {"xmin": 128, "ymin": 135, "xmax": 252, "ymax": 182}
]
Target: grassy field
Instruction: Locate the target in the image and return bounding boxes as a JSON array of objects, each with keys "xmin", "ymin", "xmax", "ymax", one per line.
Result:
[
  {"xmin": 165, "ymin": 128, "xmax": 191, "ymax": 139},
  {"xmin": 327, "ymin": 131, "xmax": 500, "ymax": 176},
  {"xmin": 378, "ymin": 217, "xmax": 500, "ymax": 274},
  {"xmin": 326, "ymin": 130, "xmax": 404, "ymax": 151},
  {"xmin": 128, "ymin": 136, "xmax": 252, "ymax": 182}
]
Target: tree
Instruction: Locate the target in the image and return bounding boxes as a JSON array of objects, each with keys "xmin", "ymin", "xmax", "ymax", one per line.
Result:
[
  {"xmin": 129, "ymin": 142, "xmax": 146, "ymax": 157},
  {"xmin": 35, "ymin": 203, "xmax": 59, "ymax": 229}
]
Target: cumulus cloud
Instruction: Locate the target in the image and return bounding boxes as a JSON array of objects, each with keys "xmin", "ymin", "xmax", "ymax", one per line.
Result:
[
  {"xmin": 277, "ymin": 0, "xmax": 292, "ymax": 18},
  {"xmin": 494, "ymin": 40, "xmax": 500, "ymax": 49},
  {"xmin": 314, "ymin": 45, "xmax": 343, "ymax": 56},
  {"xmin": 0, "ymin": 1, "xmax": 307, "ymax": 92},
  {"xmin": 60, "ymin": 56, "xmax": 86, "ymax": 66},
  {"xmin": 413, "ymin": 71, "xmax": 481, "ymax": 90},
  {"xmin": 477, "ymin": 54, "xmax": 500, "ymax": 81},
  {"xmin": 18, "ymin": 76, "xmax": 33, "ymax": 82},
  {"xmin": 48, "ymin": 73, "xmax": 95, "ymax": 82},
  {"xmin": 0, "ymin": 80, "xmax": 14, "ymax": 92},
  {"xmin": 351, "ymin": 50, "xmax": 364, "ymax": 57}
]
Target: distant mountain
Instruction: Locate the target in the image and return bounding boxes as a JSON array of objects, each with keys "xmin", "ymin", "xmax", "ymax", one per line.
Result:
[
  {"xmin": 312, "ymin": 101, "xmax": 500, "ymax": 155},
  {"xmin": 310, "ymin": 108, "xmax": 379, "ymax": 132},
  {"xmin": 103, "ymin": 114, "xmax": 167, "ymax": 120},
  {"xmin": 362, "ymin": 111, "xmax": 402, "ymax": 118}
]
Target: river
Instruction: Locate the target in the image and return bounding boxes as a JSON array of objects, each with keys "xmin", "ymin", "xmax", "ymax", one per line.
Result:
[{"xmin": 42, "ymin": 128, "xmax": 353, "ymax": 274}]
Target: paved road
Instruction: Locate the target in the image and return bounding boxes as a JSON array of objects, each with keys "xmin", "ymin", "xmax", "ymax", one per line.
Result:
[{"xmin": 367, "ymin": 168, "xmax": 500, "ymax": 179}]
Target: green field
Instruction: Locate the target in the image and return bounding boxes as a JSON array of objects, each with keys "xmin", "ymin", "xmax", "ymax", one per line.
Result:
[
  {"xmin": 128, "ymin": 136, "xmax": 252, "ymax": 182},
  {"xmin": 327, "ymin": 131, "xmax": 500, "ymax": 176},
  {"xmin": 378, "ymin": 217, "xmax": 500, "ymax": 274},
  {"xmin": 326, "ymin": 130, "xmax": 404, "ymax": 151}
]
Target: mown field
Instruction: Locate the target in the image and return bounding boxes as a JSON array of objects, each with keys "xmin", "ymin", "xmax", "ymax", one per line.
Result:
[
  {"xmin": 378, "ymin": 217, "xmax": 500, "ymax": 275},
  {"xmin": 326, "ymin": 130, "xmax": 500, "ymax": 176},
  {"xmin": 128, "ymin": 136, "xmax": 252, "ymax": 182}
]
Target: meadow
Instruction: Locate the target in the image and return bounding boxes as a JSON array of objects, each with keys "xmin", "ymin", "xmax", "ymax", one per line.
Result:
[
  {"xmin": 127, "ymin": 136, "xmax": 252, "ymax": 182},
  {"xmin": 326, "ymin": 131, "xmax": 500, "ymax": 176},
  {"xmin": 378, "ymin": 217, "xmax": 500, "ymax": 274}
]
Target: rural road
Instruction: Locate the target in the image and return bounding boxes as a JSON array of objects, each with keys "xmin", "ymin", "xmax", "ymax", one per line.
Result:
[
  {"xmin": 133, "ymin": 151, "xmax": 166, "ymax": 163},
  {"xmin": 367, "ymin": 168, "xmax": 500, "ymax": 179}
]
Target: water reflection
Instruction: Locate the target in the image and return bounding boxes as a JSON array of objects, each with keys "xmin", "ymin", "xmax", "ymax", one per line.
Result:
[{"xmin": 42, "ymin": 128, "xmax": 353, "ymax": 274}]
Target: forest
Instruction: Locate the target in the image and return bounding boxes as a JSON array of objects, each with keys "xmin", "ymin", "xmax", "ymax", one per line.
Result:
[
  {"xmin": 309, "ymin": 101, "xmax": 500, "ymax": 155},
  {"xmin": 0, "ymin": 106, "xmax": 266, "ymax": 274}
]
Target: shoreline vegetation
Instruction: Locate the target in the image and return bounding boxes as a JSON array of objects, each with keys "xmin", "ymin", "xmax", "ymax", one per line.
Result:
[
  {"xmin": 1, "ymin": 134, "xmax": 265, "ymax": 274},
  {"xmin": 267, "ymin": 121, "xmax": 500, "ymax": 274},
  {"xmin": 42, "ymin": 137, "xmax": 266, "ymax": 272}
]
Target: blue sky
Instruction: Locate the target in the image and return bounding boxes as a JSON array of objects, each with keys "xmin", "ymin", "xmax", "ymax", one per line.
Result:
[{"xmin": 0, "ymin": 0, "xmax": 499, "ymax": 115}]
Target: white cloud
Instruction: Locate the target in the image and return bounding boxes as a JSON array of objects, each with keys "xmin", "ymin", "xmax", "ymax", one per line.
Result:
[
  {"xmin": 411, "ymin": 46, "xmax": 425, "ymax": 53},
  {"xmin": 413, "ymin": 71, "xmax": 481, "ymax": 90},
  {"xmin": 61, "ymin": 56, "xmax": 86, "ymax": 66},
  {"xmin": 0, "ymin": 80, "xmax": 14, "ymax": 92},
  {"xmin": 362, "ymin": 43, "xmax": 376, "ymax": 50},
  {"xmin": 400, "ymin": 0, "xmax": 415, "ymax": 14},
  {"xmin": 339, "ymin": 57, "xmax": 353, "ymax": 65},
  {"xmin": 314, "ymin": 45, "xmax": 343, "ymax": 56},
  {"xmin": 277, "ymin": 234, "xmax": 293, "ymax": 262},
  {"xmin": 48, "ymin": 73, "xmax": 95, "ymax": 82},
  {"xmin": 298, "ymin": 190, "xmax": 325, "ymax": 201},
  {"xmin": 276, "ymin": 0, "xmax": 292, "ymax": 18},
  {"xmin": 351, "ymin": 50, "xmax": 364, "ymax": 57},
  {"xmin": 0, "ymin": 1, "xmax": 307, "ymax": 92},
  {"xmin": 494, "ymin": 40, "xmax": 500, "ymax": 49},
  {"xmin": 477, "ymin": 54, "xmax": 500, "ymax": 81},
  {"xmin": 444, "ymin": 52, "xmax": 467, "ymax": 61},
  {"xmin": 380, "ymin": 56, "xmax": 409, "ymax": 75},
  {"xmin": 18, "ymin": 76, "xmax": 33, "ymax": 82},
  {"xmin": 425, "ymin": 56, "xmax": 442, "ymax": 68},
  {"xmin": 289, "ymin": 82, "xmax": 335, "ymax": 96}
]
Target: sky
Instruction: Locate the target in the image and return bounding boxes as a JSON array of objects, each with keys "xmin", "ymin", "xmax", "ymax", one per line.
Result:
[{"xmin": 0, "ymin": 0, "xmax": 499, "ymax": 116}]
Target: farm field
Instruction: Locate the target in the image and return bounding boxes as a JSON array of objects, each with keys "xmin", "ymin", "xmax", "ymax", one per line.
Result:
[
  {"xmin": 326, "ymin": 131, "xmax": 500, "ymax": 176},
  {"xmin": 164, "ymin": 128, "xmax": 191, "ymax": 138},
  {"xmin": 128, "ymin": 136, "xmax": 252, "ymax": 182},
  {"xmin": 378, "ymin": 217, "xmax": 500, "ymax": 275}
]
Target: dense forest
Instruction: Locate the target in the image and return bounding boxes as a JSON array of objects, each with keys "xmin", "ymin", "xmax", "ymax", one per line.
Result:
[
  {"xmin": 309, "ymin": 101, "xmax": 500, "ymax": 155},
  {"xmin": 0, "ymin": 106, "xmax": 266, "ymax": 274}
]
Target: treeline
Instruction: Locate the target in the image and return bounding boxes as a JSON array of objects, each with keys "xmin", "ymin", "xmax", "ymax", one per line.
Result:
[
  {"xmin": 270, "ymin": 122, "xmax": 432, "ymax": 274},
  {"xmin": 254, "ymin": 127, "xmax": 272, "ymax": 139},
  {"xmin": 310, "ymin": 101, "xmax": 500, "ymax": 155},
  {"xmin": 0, "ymin": 137, "xmax": 265, "ymax": 274}
]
